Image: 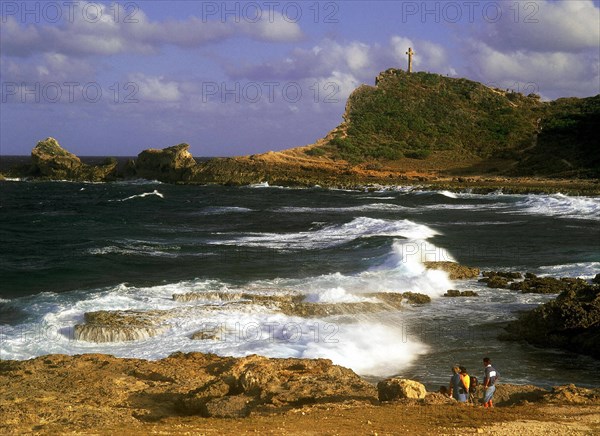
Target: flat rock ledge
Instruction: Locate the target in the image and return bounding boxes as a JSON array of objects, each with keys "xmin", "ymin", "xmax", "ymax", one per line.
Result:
[
  {"xmin": 2, "ymin": 353, "xmax": 598, "ymax": 433},
  {"xmin": 173, "ymin": 291, "xmax": 429, "ymax": 317},
  {"xmin": 74, "ymin": 310, "xmax": 170, "ymax": 342}
]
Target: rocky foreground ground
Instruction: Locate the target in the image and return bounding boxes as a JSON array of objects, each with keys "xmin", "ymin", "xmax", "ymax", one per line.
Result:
[{"xmin": 1, "ymin": 352, "xmax": 599, "ymax": 435}]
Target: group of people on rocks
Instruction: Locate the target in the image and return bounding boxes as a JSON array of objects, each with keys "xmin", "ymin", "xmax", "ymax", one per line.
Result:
[{"xmin": 440, "ymin": 357, "xmax": 499, "ymax": 407}]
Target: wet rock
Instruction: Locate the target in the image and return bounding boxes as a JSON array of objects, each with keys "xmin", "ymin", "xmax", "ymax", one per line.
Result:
[
  {"xmin": 365, "ymin": 292, "xmax": 405, "ymax": 307},
  {"xmin": 443, "ymin": 290, "xmax": 479, "ymax": 297},
  {"xmin": 74, "ymin": 310, "xmax": 168, "ymax": 342},
  {"xmin": 173, "ymin": 292, "xmax": 246, "ymax": 303},
  {"xmin": 377, "ymin": 378, "xmax": 426, "ymax": 401},
  {"xmin": 482, "ymin": 271, "xmax": 523, "ymax": 280},
  {"xmin": 401, "ymin": 292, "xmax": 431, "ymax": 304},
  {"xmin": 190, "ymin": 325, "xmax": 227, "ymax": 341},
  {"xmin": 508, "ymin": 276, "xmax": 589, "ymax": 294},
  {"xmin": 501, "ymin": 283, "xmax": 600, "ymax": 358},
  {"xmin": 593, "ymin": 274, "xmax": 600, "ymax": 285},
  {"xmin": 423, "ymin": 262, "xmax": 480, "ymax": 280},
  {"xmin": 484, "ymin": 276, "xmax": 510, "ymax": 288}
]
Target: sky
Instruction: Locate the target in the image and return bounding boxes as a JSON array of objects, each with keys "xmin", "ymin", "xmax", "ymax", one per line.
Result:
[{"xmin": 1, "ymin": 0, "xmax": 599, "ymax": 156}]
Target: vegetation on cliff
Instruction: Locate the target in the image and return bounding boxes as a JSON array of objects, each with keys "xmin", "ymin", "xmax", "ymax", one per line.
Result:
[{"xmin": 309, "ymin": 69, "xmax": 599, "ymax": 178}]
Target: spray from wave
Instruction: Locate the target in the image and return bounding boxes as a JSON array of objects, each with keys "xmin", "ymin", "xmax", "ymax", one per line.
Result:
[{"xmin": 0, "ymin": 229, "xmax": 454, "ymax": 376}]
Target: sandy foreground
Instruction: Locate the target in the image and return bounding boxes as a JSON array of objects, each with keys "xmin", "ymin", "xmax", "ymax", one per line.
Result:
[{"xmin": 1, "ymin": 352, "xmax": 599, "ymax": 435}]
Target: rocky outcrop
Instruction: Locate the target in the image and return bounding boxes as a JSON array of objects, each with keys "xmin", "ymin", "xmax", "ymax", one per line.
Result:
[
  {"xmin": 443, "ymin": 290, "xmax": 479, "ymax": 297},
  {"xmin": 377, "ymin": 378, "xmax": 427, "ymax": 401},
  {"xmin": 131, "ymin": 143, "xmax": 198, "ymax": 183},
  {"xmin": 173, "ymin": 291, "xmax": 408, "ymax": 318},
  {"xmin": 509, "ymin": 275, "xmax": 590, "ymax": 294},
  {"xmin": 480, "ymin": 271, "xmax": 593, "ymax": 294},
  {"xmin": 501, "ymin": 283, "xmax": 600, "ymax": 358},
  {"xmin": 1, "ymin": 352, "xmax": 600, "ymax": 433},
  {"xmin": 28, "ymin": 137, "xmax": 117, "ymax": 181},
  {"xmin": 74, "ymin": 310, "xmax": 169, "ymax": 342},
  {"xmin": 175, "ymin": 354, "xmax": 377, "ymax": 417},
  {"xmin": 423, "ymin": 262, "xmax": 480, "ymax": 280}
]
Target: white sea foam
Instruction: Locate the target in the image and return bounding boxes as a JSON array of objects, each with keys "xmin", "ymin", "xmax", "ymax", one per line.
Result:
[
  {"xmin": 88, "ymin": 240, "xmax": 181, "ymax": 257},
  {"xmin": 438, "ymin": 190, "xmax": 458, "ymax": 199},
  {"xmin": 200, "ymin": 206, "xmax": 254, "ymax": 215},
  {"xmin": 273, "ymin": 203, "xmax": 410, "ymax": 213},
  {"xmin": 511, "ymin": 194, "xmax": 600, "ymax": 220},
  {"xmin": 537, "ymin": 262, "xmax": 600, "ymax": 279},
  {"xmin": 209, "ymin": 217, "xmax": 439, "ymax": 250},
  {"xmin": 112, "ymin": 190, "xmax": 164, "ymax": 202},
  {"xmin": 115, "ymin": 179, "xmax": 163, "ymax": 185},
  {"xmin": 1, "ymin": 237, "xmax": 452, "ymax": 376}
]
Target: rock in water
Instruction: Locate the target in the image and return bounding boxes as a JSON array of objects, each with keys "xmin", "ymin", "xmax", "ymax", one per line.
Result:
[
  {"xmin": 74, "ymin": 310, "xmax": 168, "ymax": 342},
  {"xmin": 377, "ymin": 378, "xmax": 427, "ymax": 401},
  {"xmin": 30, "ymin": 137, "xmax": 117, "ymax": 181},
  {"xmin": 501, "ymin": 284, "xmax": 600, "ymax": 358},
  {"xmin": 133, "ymin": 143, "xmax": 198, "ymax": 182},
  {"xmin": 423, "ymin": 262, "xmax": 480, "ymax": 280}
]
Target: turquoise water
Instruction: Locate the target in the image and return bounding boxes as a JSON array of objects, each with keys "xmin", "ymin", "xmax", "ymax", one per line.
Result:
[{"xmin": 1, "ymin": 180, "xmax": 599, "ymax": 389}]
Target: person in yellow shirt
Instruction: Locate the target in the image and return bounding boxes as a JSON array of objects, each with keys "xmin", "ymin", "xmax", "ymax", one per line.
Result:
[{"xmin": 459, "ymin": 366, "xmax": 471, "ymax": 400}]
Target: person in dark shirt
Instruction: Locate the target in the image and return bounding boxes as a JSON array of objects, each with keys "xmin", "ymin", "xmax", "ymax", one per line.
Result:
[{"xmin": 482, "ymin": 357, "xmax": 499, "ymax": 408}]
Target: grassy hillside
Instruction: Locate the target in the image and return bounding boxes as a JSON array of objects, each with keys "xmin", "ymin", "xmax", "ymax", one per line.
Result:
[{"xmin": 307, "ymin": 69, "xmax": 599, "ymax": 177}]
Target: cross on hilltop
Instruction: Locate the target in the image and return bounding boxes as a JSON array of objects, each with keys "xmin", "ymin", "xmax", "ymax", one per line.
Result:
[{"xmin": 405, "ymin": 47, "xmax": 415, "ymax": 73}]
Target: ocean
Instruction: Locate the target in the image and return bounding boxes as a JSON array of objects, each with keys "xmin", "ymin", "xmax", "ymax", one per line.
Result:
[{"xmin": 1, "ymin": 179, "xmax": 599, "ymax": 390}]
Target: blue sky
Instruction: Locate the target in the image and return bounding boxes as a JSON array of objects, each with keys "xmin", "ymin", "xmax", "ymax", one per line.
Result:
[{"xmin": 1, "ymin": 0, "xmax": 599, "ymax": 156}]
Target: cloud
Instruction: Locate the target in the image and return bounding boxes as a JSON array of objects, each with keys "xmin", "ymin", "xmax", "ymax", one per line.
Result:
[
  {"xmin": 464, "ymin": 41, "xmax": 600, "ymax": 98},
  {"xmin": 129, "ymin": 73, "xmax": 182, "ymax": 103},
  {"xmin": 229, "ymin": 36, "xmax": 455, "ymax": 84},
  {"xmin": 242, "ymin": 12, "xmax": 303, "ymax": 42},
  {"xmin": 478, "ymin": 0, "xmax": 600, "ymax": 53},
  {"xmin": 0, "ymin": 3, "xmax": 304, "ymax": 58}
]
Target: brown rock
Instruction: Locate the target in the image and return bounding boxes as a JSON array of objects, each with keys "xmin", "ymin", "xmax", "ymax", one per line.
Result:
[
  {"xmin": 74, "ymin": 309, "xmax": 168, "ymax": 342},
  {"xmin": 203, "ymin": 395, "xmax": 252, "ymax": 418},
  {"xmin": 29, "ymin": 137, "xmax": 117, "ymax": 181},
  {"xmin": 134, "ymin": 143, "xmax": 198, "ymax": 183},
  {"xmin": 443, "ymin": 290, "xmax": 479, "ymax": 297},
  {"xmin": 377, "ymin": 378, "xmax": 427, "ymax": 401},
  {"xmin": 423, "ymin": 262, "xmax": 480, "ymax": 280}
]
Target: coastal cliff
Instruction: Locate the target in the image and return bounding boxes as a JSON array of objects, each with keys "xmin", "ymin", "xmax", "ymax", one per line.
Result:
[{"xmin": 3, "ymin": 70, "xmax": 600, "ymax": 192}]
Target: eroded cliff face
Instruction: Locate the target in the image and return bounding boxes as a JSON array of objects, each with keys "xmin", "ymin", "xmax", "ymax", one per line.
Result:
[
  {"xmin": 130, "ymin": 143, "xmax": 198, "ymax": 183},
  {"xmin": 29, "ymin": 137, "xmax": 117, "ymax": 181}
]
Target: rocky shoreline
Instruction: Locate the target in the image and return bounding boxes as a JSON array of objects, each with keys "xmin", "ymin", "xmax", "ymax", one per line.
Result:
[
  {"xmin": 2, "ymin": 137, "xmax": 600, "ymax": 195},
  {"xmin": 1, "ymin": 262, "xmax": 598, "ymax": 433},
  {"xmin": 1, "ymin": 351, "xmax": 599, "ymax": 434}
]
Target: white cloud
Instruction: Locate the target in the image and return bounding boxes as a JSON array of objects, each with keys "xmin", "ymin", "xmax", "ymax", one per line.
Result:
[
  {"xmin": 465, "ymin": 41, "xmax": 599, "ymax": 98},
  {"xmin": 479, "ymin": 0, "xmax": 600, "ymax": 53},
  {"xmin": 130, "ymin": 73, "xmax": 182, "ymax": 102},
  {"xmin": 0, "ymin": 3, "xmax": 304, "ymax": 58},
  {"xmin": 243, "ymin": 12, "xmax": 303, "ymax": 42}
]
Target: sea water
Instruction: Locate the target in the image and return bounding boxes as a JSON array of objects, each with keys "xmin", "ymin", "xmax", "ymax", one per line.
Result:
[{"xmin": 1, "ymin": 180, "xmax": 599, "ymax": 389}]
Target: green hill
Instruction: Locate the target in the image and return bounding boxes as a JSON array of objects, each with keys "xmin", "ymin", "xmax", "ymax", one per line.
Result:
[{"xmin": 308, "ymin": 69, "xmax": 599, "ymax": 178}]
